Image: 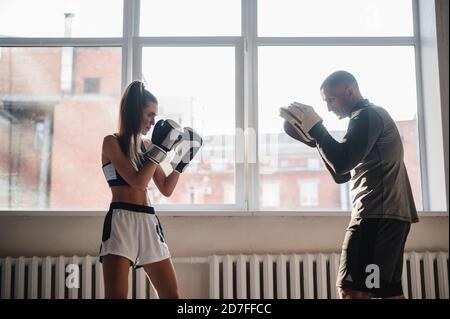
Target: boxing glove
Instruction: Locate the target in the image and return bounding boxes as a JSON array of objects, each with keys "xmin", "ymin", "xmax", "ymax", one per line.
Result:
[
  {"xmin": 143, "ymin": 119, "xmax": 183, "ymax": 165},
  {"xmin": 170, "ymin": 127, "xmax": 203, "ymax": 173}
]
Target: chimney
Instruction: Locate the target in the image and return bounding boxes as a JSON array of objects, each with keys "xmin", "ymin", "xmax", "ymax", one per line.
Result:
[
  {"xmin": 64, "ymin": 13, "xmax": 75, "ymax": 37},
  {"xmin": 61, "ymin": 13, "xmax": 75, "ymax": 93}
]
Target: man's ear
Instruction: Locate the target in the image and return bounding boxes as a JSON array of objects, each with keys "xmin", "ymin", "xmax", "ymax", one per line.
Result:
[{"xmin": 346, "ymin": 86, "xmax": 354, "ymax": 97}]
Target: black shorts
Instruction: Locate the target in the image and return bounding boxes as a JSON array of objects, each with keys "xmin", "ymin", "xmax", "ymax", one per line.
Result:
[{"xmin": 336, "ymin": 217, "xmax": 411, "ymax": 298}]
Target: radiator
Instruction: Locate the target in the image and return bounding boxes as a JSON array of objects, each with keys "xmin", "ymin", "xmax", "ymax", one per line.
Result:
[
  {"xmin": 1, "ymin": 252, "xmax": 448, "ymax": 299},
  {"xmin": 0, "ymin": 255, "xmax": 159, "ymax": 299},
  {"xmin": 209, "ymin": 252, "xmax": 449, "ymax": 299}
]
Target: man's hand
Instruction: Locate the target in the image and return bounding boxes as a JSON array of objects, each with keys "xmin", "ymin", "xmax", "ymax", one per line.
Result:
[
  {"xmin": 279, "ymin": 101, "xmax": 322, "ymax": 146},
  {"xmin": 287, "ymin": 102, "xmax": 323, "ymax": 133}
]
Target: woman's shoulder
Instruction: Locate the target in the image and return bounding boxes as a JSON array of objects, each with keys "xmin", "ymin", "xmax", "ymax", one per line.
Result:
[
  {"xmin": 103, "ymin": 133, "xmax": 120, "ymax": 148},
  {"xmin": 104, "ymin": 133, "xmax": 119, "ymax": 140}
]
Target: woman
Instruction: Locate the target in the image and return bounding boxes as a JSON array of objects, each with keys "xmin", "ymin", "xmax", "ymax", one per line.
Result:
[{"xmin": 99, "ymin": 80, "xmax": 184, "ymax": 299}]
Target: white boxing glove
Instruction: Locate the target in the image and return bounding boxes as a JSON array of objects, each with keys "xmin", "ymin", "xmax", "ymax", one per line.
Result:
[
  {"xmin": 143, "ymin": 119, "xmax": 183, "ymax": 165},
  {"xmin": 170, "ymin": 127, "xmax": 203, "ymax": 173},
  {"xmin": 279, "ymin": 102, "xmax": 322, "ymax": 142},
  {"xmin": 289, "ymin": 102, "xmax": 323, "ymax": 133}
]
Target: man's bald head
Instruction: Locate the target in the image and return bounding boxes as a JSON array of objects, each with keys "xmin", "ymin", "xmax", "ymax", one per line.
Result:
[
  {"xmin": 320, "ymin": 70, "xmax": 360, "ymax": 92},
  {"xmin": 320, "ymin": 71, "xmax": 363, "ymax": 119}
]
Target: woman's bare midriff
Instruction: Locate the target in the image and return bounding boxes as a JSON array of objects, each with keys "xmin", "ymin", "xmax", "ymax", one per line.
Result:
[{"xmin": 110, "ymin": 186, "xmax": 150, "ymax": 206}]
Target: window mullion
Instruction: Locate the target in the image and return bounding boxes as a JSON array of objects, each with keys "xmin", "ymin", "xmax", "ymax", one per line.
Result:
[
  {"xmin": 122, "ymin": 0, "xmax": 140, "ymax": 90},
  {"xmin": 412, "ymin": 0, "xmax": 429, "ymax": 211},
  {"xmin": 242, "ymin": 0, "xmax": 259, "ymax": 212}
]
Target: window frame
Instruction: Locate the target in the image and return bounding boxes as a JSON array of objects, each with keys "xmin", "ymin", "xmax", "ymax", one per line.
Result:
[
  {"xmin": 133, "ymin": 36, "xmax": 246, "ymax": 211},
  {"xmin": 0, "ymin": 0, "xmax": 447, "ymax": 215},
  {"xmin": 251, "ymin": 0, "xmax": 446, "ymax": 213},
  {"xmin": 126, "ymin": 0, "xmax": 247, "ymax": 211}
]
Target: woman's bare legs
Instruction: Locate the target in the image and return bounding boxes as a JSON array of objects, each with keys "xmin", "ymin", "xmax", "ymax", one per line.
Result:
[
  {"xmin": 102, "ymin": 254, "xmax": 131, "ymax": 299},
  {"xmin": 143, "ymin": 258, "xmax": 179, "ymax": 299}
]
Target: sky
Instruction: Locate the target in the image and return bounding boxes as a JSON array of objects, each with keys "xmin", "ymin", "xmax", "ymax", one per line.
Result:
[{"xmin": 0, "ymin": 0, "xmax": 123, "ymax": 37}]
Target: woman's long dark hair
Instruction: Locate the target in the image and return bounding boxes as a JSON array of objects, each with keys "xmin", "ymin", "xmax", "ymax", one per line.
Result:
[{"xmin": 117, "ymin": 80, "xmax": 158, "ymax": 169}]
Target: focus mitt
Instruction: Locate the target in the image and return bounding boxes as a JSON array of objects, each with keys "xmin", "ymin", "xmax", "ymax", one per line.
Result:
[{"xmin": 283, "ymin": 120, "xmax": 316, "ymax": 148}]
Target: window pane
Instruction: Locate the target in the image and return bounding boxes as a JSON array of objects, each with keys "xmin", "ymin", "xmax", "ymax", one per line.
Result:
[
  {"xmin": 0, "ymin": 0, "xmax": 123, "ymax": 37},
  {"xmin": 262, "ymin": 182, "xmax": 280, "ymax": 207},
  {"xmin": 140, "ymin": 0, "xmax": 241, "ymax": 36},
  {"xmin": 142, "ymin": 47, "xmax": 235, "ymax": 205},
  {"xmin": 258, "ymin": 46, "xmax": 422, "ymax": 210},
  {"xmin": 258, "ymin": 0, "xmax": 413, "ymax": 37},
  {"xmin": 299, "ymin": 180, "xmax": 319, "ymax": 207},
  {"xmin": 0, "ymin": 47, "xmax": 122, "ymax": 209}
]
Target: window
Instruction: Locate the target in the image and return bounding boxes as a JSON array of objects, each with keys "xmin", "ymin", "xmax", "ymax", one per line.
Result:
[
  {"xmin": 0, "ymin": 0, "xmax": 123, "ymax": 37},
  {"xmin": 279, "ymin": 159, "xmax": 289, "ymax": 169},
  {"xmin": 83, "ymin": 78, "xmax": 101, "ymax": 94},
  {"xmin": 0, "ymin": 47, "xmax": 122, "ymax": 210},
  {"xmin": 258, "ymin": 3, "xmax": 424, "ymax": 211},
  {"xmin": 299, "ymin": 180, "xmax": 319, "ymax": 207},
  {"xmin": 259, "ymin": 46, "xmax": 421, "ymax": 210},
  {"xmin": 223, "ymin": 183, "xmax": 234, "ymax": 204},
  {"xmin": 340, "ymin": 183, "xmax": 351, "ymax": 211},
  {"xmin": 261, "ymin": 182, "xmax": 280, "ymax": 208},
  {"xmin": 141, "ymin": 47, "xmax": 236, "ymax": 205},
  {"xmin": 0, "ymin": 1, "xmax": 444, "ymax": 212},
  {"xmin": 258, "ymin": 0, "xmax": 413, "ymax": 37},
  {"xmin": 188, "ymin": 186, "xmax": 196, "ymax": 204},
  {"xmin": 307, "ymin": 158, "xmax": 321, "ymax": 170},
  {"xmin": 140, "ymin": 0, "xmax": 241, "ymax": 36}
]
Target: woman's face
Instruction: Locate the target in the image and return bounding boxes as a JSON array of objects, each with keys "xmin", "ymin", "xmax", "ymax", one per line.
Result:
[{"xmin": 141, "ymin": 102, "xmax": 158, "ymax": 135}]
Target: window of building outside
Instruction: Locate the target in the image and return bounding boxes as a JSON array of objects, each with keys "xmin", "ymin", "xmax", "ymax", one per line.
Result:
[
  {"xmin": 84, "ymin": 78, "xmax": 101, "ymax": 94},
  {"xmin": 262, "ymin": 182, "xmax": 280, "ymax": 208},
  {"xmin": 299, "ymin": 180, "xmax": 319, "ymax": 207},
  {"xmin": 307, "ymin": 158, "xmax": 321, "ymax": 170},
  {"xmin": 223, "ymin": 183, "xmax": 234, "ymax": 204}
]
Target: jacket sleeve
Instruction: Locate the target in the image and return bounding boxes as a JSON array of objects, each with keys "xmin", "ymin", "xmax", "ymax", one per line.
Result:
[
  {"xmin": 309, "ymin": 108, "xmax": 384, "ymax": 175},
  {"xmin": 317, "ymin": 148, "xmax": 351, "ymax": 184}
]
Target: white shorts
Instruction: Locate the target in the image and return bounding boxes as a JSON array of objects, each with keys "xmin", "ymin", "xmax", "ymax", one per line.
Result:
[{"xmin": 99, "ymin": 202, "xmax": 170, "ymax": 268}]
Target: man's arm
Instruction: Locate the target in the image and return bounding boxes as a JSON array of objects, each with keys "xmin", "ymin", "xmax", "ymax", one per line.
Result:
[
  {"xmin": 309, "ymin": 108, "xmax": 384, "ymax": 175},
  {"xmin": 317, "ymin": 148, "xmax": 351, "ymax": 184}
]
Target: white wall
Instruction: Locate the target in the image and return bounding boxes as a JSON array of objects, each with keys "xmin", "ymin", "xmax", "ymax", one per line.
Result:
[
  {"xmin": 0, "ymin": 214, "xmax": 448, "ymax": 298},
  {"xmin": 0, "ymin": 215, "xmax": 448, "ymax": 258}
]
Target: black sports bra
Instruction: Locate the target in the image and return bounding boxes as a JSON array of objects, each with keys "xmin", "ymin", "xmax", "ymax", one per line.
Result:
[
  {"xmin": 102, "ymin": 136, "xmax": 146, "ymax": 187},
  {"xmin": 102, "ymin": 161, "xmax": 129, "ymax": 187}
]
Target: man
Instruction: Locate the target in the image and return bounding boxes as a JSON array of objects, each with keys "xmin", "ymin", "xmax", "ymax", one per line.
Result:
[{"xmin": 280, "ymin": 70, "xmax": 419, "ymax": 299}]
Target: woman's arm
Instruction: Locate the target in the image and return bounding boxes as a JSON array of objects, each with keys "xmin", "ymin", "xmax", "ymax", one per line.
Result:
[
  {"xmin": 102, "ymin": 135, "xmax": 157, "ymax": 190},
  {"xmin": 152, "ymin": 166, "xmax": 181, "ymax": 197},
  {"xmin": 142, "ymin": 137, "xmax": 180, "ymax": 196}
]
